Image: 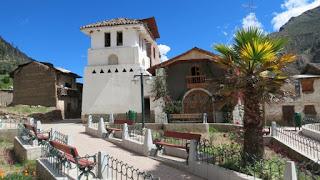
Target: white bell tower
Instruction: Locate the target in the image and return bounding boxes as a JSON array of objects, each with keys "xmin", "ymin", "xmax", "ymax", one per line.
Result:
[{"xmin": 80, "ymin": 17, "xmax": 161, "ymax": 121}]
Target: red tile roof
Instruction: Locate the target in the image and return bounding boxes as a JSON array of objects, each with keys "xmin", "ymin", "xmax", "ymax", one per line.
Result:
[
  {"xmin": 80, "ymin": 17, "xmax": 160, "ymax": 39},
  {"xmin": 148, "ymin": 47, "xmax": 219, "ymax": 74}
]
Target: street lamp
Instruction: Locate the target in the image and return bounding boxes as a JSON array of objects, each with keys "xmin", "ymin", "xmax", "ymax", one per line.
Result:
[{"xmin": 132, "ymin": 67, "xmax": 152, "ymax": 128}]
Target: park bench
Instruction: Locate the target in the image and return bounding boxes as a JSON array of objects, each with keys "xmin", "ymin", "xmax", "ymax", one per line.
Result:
[
  {"xmin": 153, "ymin": 131, "xmax": 201, "ymax": 162},
  {"xmin": 106, "ymin": 119, "xmax": 134, "ymax": 133},
  {"xmin": 49, "ymin": 140, "xmax": 96, "ymax": 179},
  {"xmin": 168, "ymin": 113, "xmax": 205, "ymax": 123},
  {"xmin": 23, "ymin": 123, "xmax": 50, "ymax": 145}
]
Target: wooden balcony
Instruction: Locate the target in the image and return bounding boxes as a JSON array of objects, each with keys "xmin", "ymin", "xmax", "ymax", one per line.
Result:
[
  {"xmin": 186, "ymin": 75, "xmax": 207, "ymax": 89},
  {"xmin": 57, "ymin": 87, "xmax": 80, "ymax": 97}
]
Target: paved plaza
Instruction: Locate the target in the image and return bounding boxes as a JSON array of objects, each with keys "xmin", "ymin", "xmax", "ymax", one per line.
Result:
[{"xmin": 42, "ymin": 120, "xmax": 203, "ymax": 180}]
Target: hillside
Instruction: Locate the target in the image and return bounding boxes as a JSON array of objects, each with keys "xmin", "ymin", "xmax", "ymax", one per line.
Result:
[
  {"xmin": 0, "ymin": 36, "xmax": 33, "ymax": 74},
  {"xmin": 271, "ymin": 6, "xmax": 320, "ymax": 74}
]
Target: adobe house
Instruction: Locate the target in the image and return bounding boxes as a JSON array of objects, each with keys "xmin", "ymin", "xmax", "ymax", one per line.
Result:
[
  {"xmin": 265, "ymin": 63, "xmax": 320, "ymax": 125},
  {"xmin": 10, "ymin": 61, "xmax": 82, "ymax": 119},
  {"xmin": 148, "ymin": 47, "xmax": 235, "ymax": 123}
]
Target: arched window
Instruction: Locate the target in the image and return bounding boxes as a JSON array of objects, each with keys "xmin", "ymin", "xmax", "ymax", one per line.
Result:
[
  {"xmin": 108, "ymin": 54, "xmax": 119, "ymax": 65},
  {"xmin": 191, "ymin": 66, "xmax": 200, "ymax": 76}
]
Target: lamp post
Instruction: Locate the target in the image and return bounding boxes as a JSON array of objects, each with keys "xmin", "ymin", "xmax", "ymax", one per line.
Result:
[{"xmin": 133, "ymin": 68, "xmax": 152, "ymax": 129}]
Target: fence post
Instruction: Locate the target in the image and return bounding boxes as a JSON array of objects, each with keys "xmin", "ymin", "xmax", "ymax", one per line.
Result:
[
  {"xmin": 97, "ymin": 151, "xmax": 111, "ymax": 179},
  {"xmin": 98, "ymin": 117, "xmax": 106, "ymax": 137},
  {"xmin": 29, "ymin": 118, "xmax": 34, "ymax": 125},
  {"xmin": 66, "ymin": 135, "xmax": 72, "ymax": 145},
  {"xmin": 271, "ymin": 121, "xmax": 277, "ymax": 137},
  {"xmin": 122, "ymin": 123, "xmax": 129, "ymax": 140},
  {"xmin": 188, "ymin": 140, "xmax": 198, "ymax": 164},
  {"xmin": 109, "ymin": 113, "xmax": 114, "ymax": 123},
  {"xmin": 144, "ymin": 129, "xmax": 154, "ymax": 156},
  {"xmin": 36, "ymin": 120, "xmax": 42, "ymax": 132},
  {"xmin": 284, "ymin": 161, "xmax": 297, "ymax": 180},
  {"xmin": 203, "ymin": 113, "xmax": 208, "ymax": 124},
  {"xmin": 87, "ymin": 115, "xmax": 92, "ymax": 127},
  {"xmin": 50, "ymin": 128, "xmax": 55, "ymax": 141}
]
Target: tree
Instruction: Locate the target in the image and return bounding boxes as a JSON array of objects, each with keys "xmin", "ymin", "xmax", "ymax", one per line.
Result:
[{"xmin": 214, "ymin": 28, "xmax": 295, "ymax": 164}]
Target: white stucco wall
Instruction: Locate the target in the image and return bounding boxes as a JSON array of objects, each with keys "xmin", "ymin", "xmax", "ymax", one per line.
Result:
[
  {"xmin": 82, "ymin": 64, "xmax": 155, "ymax": 115},
  {"xmin": 81, "ymin": 23, "xmax": 163, "ymax": 119},
  {"xmin": 265, "ymin": 78, "xmax": 320, "ymax": 122}
]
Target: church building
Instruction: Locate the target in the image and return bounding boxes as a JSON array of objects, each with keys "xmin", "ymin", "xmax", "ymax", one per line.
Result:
[{"xmin": 80, "ymin": 17, "xmax": 162, "ymax": 122}]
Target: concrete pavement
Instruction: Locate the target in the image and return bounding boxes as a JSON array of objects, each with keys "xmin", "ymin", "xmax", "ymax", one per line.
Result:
[{"xmin": 42, "ymin": 121, "xmax": 203, "ymax": 180}]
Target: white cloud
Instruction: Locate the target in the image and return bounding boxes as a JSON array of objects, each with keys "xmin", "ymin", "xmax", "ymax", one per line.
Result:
[
  {"xmin": 242, "ymin": 12, "xmax": 264, "ymax": 30},
  {"xmin": 158, "ymin": 44, "xmax": 171, "ymax": 62},
  {"xmin": 222, "ymin": 31, "xmax": 228, "ymax": 36},
  {"xmin": 272, "ymin": 0, "xmax": 320, "ymax": 31}
]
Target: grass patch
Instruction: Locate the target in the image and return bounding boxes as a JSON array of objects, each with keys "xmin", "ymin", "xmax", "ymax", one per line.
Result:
[
  {"xmin": 0, "ymin": 105, "xmax": 55, "ymax": 116},
  {"xmin": 0, "ymin": 74, "xmax": 12, "ymax": 90}
]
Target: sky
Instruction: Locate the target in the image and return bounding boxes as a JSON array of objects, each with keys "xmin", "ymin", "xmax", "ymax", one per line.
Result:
[{"xmin": 1, "ymin": 0, "xmax": 319, "ymax": 80}]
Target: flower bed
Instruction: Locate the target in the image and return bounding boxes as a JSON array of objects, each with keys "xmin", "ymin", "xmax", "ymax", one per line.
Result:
[{"xmin": 0, "ymin": 139, "xmax": 36, "ymax": 179}]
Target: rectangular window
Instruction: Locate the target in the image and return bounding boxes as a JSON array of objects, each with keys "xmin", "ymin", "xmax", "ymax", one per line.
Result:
[
  {"xmin": 304, "ymin": 105, "xmax": 317, "ymax": 116},
  {"xmin": 153, "ymin": 47, "xmax": 156, "ymax": 59},
  {"xmin": 117, "ymin": 31, "xmax": 123, "ymax": 46},
  {"xmin": 104, "ymin": 33, "xmax": 111, "ymax": 47},
  {"xmin": 301, "ymin": 79, "xmax": 314, "ymax": 93}
]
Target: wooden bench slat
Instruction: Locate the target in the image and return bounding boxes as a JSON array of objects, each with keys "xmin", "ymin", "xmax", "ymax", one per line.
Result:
[
  {"xmin": 164, "ymin": 131, "xmax": 201, "ymax": 141},
  {"xmin": 50, "ymin": 140, "xmax": 79, "ymax": 157},
  {"xmin": 154, "ymin": 141, "xmax": 185, "ymax": 149}
]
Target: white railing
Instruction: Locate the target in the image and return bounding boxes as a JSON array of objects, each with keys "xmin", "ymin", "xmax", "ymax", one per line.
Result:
[
  {"xmin": 272, "ymin": 123, "xmax": 320, "ymax": 162},
  {"xmin": 0, "ymin": 118, "xmax": 26, "ymax": 129}
]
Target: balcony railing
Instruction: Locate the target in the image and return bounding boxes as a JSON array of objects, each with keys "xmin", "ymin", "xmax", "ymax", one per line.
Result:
[
  {"xmin": 57, "ymin": 87, "xmax": 80, "ymax": 97},
  {"xmin": 186, "ymin": 75, "xmax": 207, "ymax": 89}
]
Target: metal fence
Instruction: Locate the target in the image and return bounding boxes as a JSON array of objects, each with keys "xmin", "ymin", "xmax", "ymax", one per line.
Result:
[
  {"xmin": 0, "ymin": 118, "xmax": 26, "ymax": 129},
  {"xmin": 197, "ymin": 139, "xmax": 286, "ymax": 179},
  {"xmin": 127, "ymin": 124, "xmax": 144, "ymax": 143},
  {"xmin": 50, "ymin": 129, "xmax": 69, "ymax": 145},
  {"xmin": 100, "ymin": 153, "xmax": 157, "ymax": 180},
  {"xmin": 275, "ymin": 126, "xmax": 320, "ymax": 161},
  {"xmin": 304, "ymin": 123, "xmax": 320, "ymax": 132},
  {"xmin": 41, "ymin": 141, "xmax": 97, "ymax": 180},
  {"xmin": 303, "ymin": 116, "xmax": 320, "ymax": 125}
]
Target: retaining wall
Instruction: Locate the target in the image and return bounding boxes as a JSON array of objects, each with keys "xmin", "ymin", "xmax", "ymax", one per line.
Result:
[
  {"xmin": 301, "ymin": 124, "xmax": 320, "ymax": 141},
  {"xmin": 13, "ymin": 137, "xmax": 42, "ymax": 162},
  {"xmin": 189, "ymin": 161, "xmax": 258, "ymax": 180}
]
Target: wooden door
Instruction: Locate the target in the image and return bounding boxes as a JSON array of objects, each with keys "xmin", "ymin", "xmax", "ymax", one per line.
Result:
[{"xmin": 282, "ymin": 106, "xmax": 295, "ymax": 124}]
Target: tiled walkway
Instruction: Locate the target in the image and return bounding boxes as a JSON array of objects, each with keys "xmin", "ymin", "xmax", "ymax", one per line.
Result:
[{"xmin": 42, "ymin": 121, "xmax": 203, "ymax": 180}]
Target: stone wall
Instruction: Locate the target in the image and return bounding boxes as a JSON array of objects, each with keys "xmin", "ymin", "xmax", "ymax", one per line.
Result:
[
  {"xmin": 12, "ymin": 62, "xmax": 57, "ymax": 107},
  {"xmin": 29, "ymin": 109, "xmax": 63, "ymax": 122},
  {"xmin": 0, "ymin": 90, "xmax": 13, "ymax": 107}
]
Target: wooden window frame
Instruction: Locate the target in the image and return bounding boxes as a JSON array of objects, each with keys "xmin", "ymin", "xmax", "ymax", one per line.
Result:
[{"xmin": 301, "ymin": 79, "xmax": 314, "ymax": 93}]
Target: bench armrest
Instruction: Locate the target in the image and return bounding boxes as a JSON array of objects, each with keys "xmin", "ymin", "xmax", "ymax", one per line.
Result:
[{"xmin": 76, "ymin": 154, "xmax": 97, "ymax": 163}]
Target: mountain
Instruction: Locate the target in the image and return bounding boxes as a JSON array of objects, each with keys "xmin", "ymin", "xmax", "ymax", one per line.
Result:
[
  {"xmin": 0, "ymin": 36, "xmax": 33, "ymax": 74},
  {"xmin": 271, "ymin": 6, "xmax": 320, "ymax": 74}
]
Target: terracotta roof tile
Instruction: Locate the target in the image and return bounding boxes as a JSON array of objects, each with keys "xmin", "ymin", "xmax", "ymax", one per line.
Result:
[
  {"xmin": 80, "ymin": 18, "xmax": 141, "ymax": 29},
  {"xmin": 80, "ymin": 17, "xmax": 160, "ymax": 39}
]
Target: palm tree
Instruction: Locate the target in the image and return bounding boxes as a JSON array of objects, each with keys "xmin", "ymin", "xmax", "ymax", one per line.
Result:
[{"xmin": 214, "ymin": 28, "xmax": 295, "ymax": 164}]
